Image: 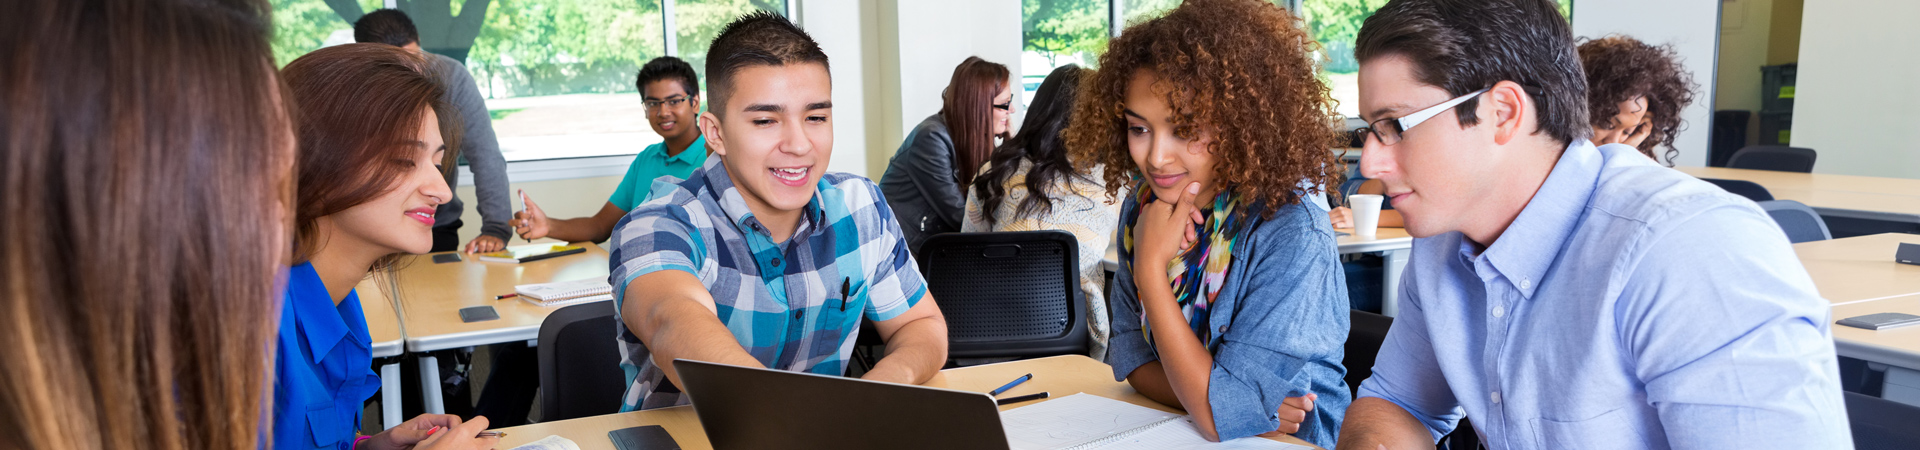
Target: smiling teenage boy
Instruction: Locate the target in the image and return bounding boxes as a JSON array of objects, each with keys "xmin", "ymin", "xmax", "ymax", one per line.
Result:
[
  {"xmin": 1335, "ymin": 0, "xmax": 1850, "ymax": 448},
  {"xmin": 605, "ymin": 11, "xmax": 949, "ymax": 411}
]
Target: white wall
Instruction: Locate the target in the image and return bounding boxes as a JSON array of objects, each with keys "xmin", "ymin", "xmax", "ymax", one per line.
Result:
[
  {"xmin": 801, "ymin": 0, "xmax": 874, "ymax": 178},
  {"xmin": 1572, "ymin": 0, "xmax": 1721, "ymax": 168},
  {"xmin": 1792, "ymin": 0, "xmax": 1920, "ymax": 178}
]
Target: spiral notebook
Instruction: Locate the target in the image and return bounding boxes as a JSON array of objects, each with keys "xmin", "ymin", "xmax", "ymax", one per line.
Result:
[
  {"xmin": 1000, "ymin": 393, "xmax": 1310, "ymax": 450},
  {"xmin": 515, "ymin": 279, "xmax": 613, "ymax": 307}
]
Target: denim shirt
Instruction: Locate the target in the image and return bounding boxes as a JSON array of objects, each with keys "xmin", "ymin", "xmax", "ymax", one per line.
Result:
[
  {"xmin": 1357, "ymin": 141, "xmax": 1852, "ymax": 449},
  {"xmin": 271, "ymin": 263, "xmax": 382, "ymax": 450},
  {"xmin": 1107, "ymin": 195, "xmax": 1352, "ymax": 447}
]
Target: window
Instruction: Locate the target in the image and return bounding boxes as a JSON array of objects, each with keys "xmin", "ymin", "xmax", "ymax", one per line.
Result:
[
  {"xmin": 269, "ymin": 0, "xmax": 784, "ymax": 162},
  {"xmin": 1021, "ymin": 0, "xmax": 1109, "ymax": 106},
  {"xmin": 1299, "ymin": 0, "xmax": 1572, "ymax": 119}
]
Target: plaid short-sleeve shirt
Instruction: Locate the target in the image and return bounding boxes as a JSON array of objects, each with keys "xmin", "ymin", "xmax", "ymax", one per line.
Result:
[{"xmin": 608, "ymin": 156, "xmax": 928, "ymax": 411}]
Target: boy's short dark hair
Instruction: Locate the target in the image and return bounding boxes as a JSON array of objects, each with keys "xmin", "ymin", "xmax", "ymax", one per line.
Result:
[
  {"xmin": 354, "ymin": 9, "xmax": 419, "ymax": 48},
  {"xmin": 703, "ymin": 11, "xmax": 829, "ymax": 116},
  {"xmin": 1355, "ymin": 0, "xmax": 1590, "ymax": 145},
  {"xmin": 636, "ymin": 56, "xmax": 700, "ymax": 98}
]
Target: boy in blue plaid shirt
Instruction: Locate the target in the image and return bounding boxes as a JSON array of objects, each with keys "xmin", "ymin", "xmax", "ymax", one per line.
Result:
[{"xmin": 606, "ymin": 11, "xmax": 950, "ymax": 411}]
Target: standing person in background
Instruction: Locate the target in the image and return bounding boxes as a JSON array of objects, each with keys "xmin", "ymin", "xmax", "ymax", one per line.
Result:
[
  {"xmin": 1064, "ymin": 0, "xmax": 1353, "ymax": 445},
  {"xmin": 0, "ymin": 1, "xmax": 288, "ymax": 448},
  {"xmin": 277, "ymin": 43, "xmax": 500, "ymax": 450},
  {"xmin": 963, "ymin": 64, "xmax": 1122, "ymax": 361},
  {"xmin": 514, "ymin": 56, "xmax": 708, "ymax": 243},
  {"xmin": 882, "ymin": 56, "xmax": 1015, "ymax": 256},
  {"xmin": 355, "ymin": 9, "xmax": 514, "ymax": 254},
  {"xmin": 1579, "ymin": 35, "xmax": 1698, "ymax": 165}
]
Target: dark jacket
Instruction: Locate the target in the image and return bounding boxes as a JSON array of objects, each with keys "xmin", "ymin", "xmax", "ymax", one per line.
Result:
[{"xmin": 879, "ymin": 114, "xmax": 965, "ymax": 256}]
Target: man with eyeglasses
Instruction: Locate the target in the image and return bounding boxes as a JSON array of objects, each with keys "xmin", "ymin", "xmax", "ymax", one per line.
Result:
[
  {"xmin": 514, "ymin": 56, "xmax": 710, "ymax": 243},
  {"xmin": 1335, "ymin": 0, "xmax": 1851, "ymax": 449}
]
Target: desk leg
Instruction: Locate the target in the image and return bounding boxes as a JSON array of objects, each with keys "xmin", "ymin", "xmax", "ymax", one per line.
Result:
[
  {"xmin": 419, "ymin": 355, "xmax": 446, "ymax": 414},
  {"xmin": 380, "ymin": 362, "xmax": 402, "ymax": 429},
  {"xmin": 1381, "ymin": 248, "xmax": 1409, "ymax": 317}
]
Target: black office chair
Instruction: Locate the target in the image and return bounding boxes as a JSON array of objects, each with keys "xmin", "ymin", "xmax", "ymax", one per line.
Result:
[
  {"xmin": 1343, "ymin": 310, "xmax": 1394, "ymax": 398},
  {"xmin": 1758, "ymin": 200, "xmax": 1832, "ymax": 243},
  {"xmin": 1727, "ymin": 145, "xmax": 1818, "ymax": 173},
  {"xmin": 1700, "ymin": 178, "xmax": 1775, "ymax": 202},
  {"xmin": 1846, "ymin": 392, "xmax": 1920, "ymax": 449},
  {"xmin": 919, "ymin": 231, "xmax": 1087, "ymax": 360},
  {"xmin": 536, "ymin": 301, "xmax": 626, "ymax": 422}
]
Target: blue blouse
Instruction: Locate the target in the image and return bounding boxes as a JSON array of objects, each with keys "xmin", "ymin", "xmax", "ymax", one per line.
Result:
[
  {"xmin": 1107, "ymin": 196, "xmax": 1353, "ymax": 447},
  {"xmin": 272, "ymin": 263, "xmax": 382, "ymax": 449}
]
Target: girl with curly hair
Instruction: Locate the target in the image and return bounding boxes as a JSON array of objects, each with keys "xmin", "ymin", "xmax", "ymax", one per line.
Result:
[
  {"xmin": 1578, "ymin": 35, "xmax": 1699, "ymax": 165},
  {"xmin": 1063, "ymin": 0, "xmax": 1351, "ymax": 445}
]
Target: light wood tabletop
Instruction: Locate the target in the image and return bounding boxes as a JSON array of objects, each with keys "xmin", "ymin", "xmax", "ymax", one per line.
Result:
[
  {"xmin": 492, "ymin": 355, "xmax": 1322, "ymax": 450},
  {"xmin": 357, "ymin": 276, "xmax": 405, "ymax": 358},
  {"xmin": 391, "ymin": 243, "xmax": 611, "ymax": 352},
  {"xmin": 1676, "ymin": 166, "xmax": 1920, "ymax": 196},
  {"xmin": 1830, "ymin": 293, "xmax": 1920, "ymax": 371},
  {"xmin": 1793, "ymin": 233, "xmax": 1920, "ymax": 305}
]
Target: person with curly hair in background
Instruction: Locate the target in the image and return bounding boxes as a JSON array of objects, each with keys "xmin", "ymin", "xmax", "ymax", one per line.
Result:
[
  {"xmin": 1063, "ymin": 0, "xmax": 1352, "ymax": 445},
  {"xmin": 1579, "ymin": 35, "xmax": 1699, "ymax": 165}
]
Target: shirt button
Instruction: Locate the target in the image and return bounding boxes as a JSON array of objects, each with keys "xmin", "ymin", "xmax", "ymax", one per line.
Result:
[
  {"xmin": 1217, "ymin": 325, "xmax": 1228, "ymax": 333},
  {"xmin": 793, "ymin": 310, "xmax": 803, "ymax": 319},
  {"xmin": 1491, "ymin": 391, "xmax": 1502, "ymax": 404},
  {"xmin": 1492, "ymin": 305, "xmax": 1506, "ymax": 318},
  {"xmin": 771, "ymin": 257, "xmax": 782, "ymax": 267},
  {"xmin": 1521, "ymin": 279, "xmax": 1531, "ymax": 290}
]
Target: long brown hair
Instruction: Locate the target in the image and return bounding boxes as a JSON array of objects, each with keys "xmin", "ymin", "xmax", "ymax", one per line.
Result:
[
  {"xmin": 941, "ymin": 56, "xmax": 1012, "ymax": 190},
  {"xmin": 0, "ymin": 0, "xmax": 291, "ymax": 448},
  {"xmin": 283, "ymin": 44, "xmax": 453, "ymax": 270},
  {"xmin": 1065, "ymin": 0, "xmax": 1341, "ymax": 213}
]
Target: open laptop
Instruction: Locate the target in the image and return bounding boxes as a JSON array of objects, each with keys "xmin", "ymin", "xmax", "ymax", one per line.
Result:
[{"xmin": 672, "ymin": 359, "xmax": 1011, "ymax": 450}]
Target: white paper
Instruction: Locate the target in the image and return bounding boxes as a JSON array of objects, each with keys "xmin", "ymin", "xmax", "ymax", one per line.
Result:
[
  {"xmin": 1091, "ymin": 419, "xmax": 1313, "ymax": 450},
  {"xmin": 1000, "ymin": 393, "xmax": 1181, "ymax": 450},
  {"xmin": 509, "ymin": 435, "xmax": 582, "ymax": 450}
]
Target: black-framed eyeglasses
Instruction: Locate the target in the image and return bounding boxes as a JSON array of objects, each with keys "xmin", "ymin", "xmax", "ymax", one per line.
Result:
[
  {"xmin": 991, "ymin": 102, "xmax": 1013, "ymax": 112},
  {"xmin": 1353, "ymin": 88, "xmax": 1489, "ymax": 146},
  {"xmin": 644, "ymin": 96, "xmax": 690, "ymax": 111}
]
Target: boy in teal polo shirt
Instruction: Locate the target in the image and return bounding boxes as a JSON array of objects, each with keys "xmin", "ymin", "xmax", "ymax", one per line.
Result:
[{"xmin": 513, "ymin": 56, "xmax": 709, "ymax": 243}]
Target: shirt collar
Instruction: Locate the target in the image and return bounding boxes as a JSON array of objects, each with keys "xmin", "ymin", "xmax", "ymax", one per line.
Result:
[
  {"xmin": 1473, "ymin": 139, "xmax": 1601, "ymax": 299},
  {"xmin": 287, "ymin": 262, "xmax": 370, "ymax": 364},
  {"xmin": 699, "ymin": 156, "xmax": 826, "ymax": 239},
  {"xmin": 662, "ymin": 135, "xmax": 709, "ymax": 165}
]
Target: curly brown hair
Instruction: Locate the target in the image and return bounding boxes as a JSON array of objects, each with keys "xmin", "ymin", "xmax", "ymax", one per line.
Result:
[
  {"xmin": 1578, "ymin": 35, "xmax": 1698, "ymax": 165},
  {"xmin": 1064, "ymin": 0, "xmax": 1341, "ymax": 214}
]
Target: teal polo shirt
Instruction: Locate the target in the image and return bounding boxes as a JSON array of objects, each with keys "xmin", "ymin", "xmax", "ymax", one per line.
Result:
[{"xmin": 610, "ymin": 135, "xmax": 707, "ymax": 211}]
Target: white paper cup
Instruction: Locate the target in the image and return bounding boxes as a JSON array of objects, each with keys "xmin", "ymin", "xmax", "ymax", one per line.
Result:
[{"xmin": 1350, "ymin": 194, "xmax": 1384, "ymax": 237}]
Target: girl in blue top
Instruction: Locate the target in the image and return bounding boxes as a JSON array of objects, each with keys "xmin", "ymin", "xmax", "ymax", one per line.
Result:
[
  {"xmin": 1062, "ymin": 0, "xmax": 1352, "ymax": 446},
  {"xmin": 275, "ymin": 44, "xmax": 498, "ymax": 450}
]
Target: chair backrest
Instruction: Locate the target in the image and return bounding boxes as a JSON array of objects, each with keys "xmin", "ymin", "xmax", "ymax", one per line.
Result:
[
  {"xmin": 1343, "ymin": 310, "xmax": 1394, "ymax": 398},
  {"xmin": 1700, "ymin": 178, "xmax": 1775, "ymax": 202},
  {"xmin": 1758, "ymin": 200, "xmax": 1832, "ymax": 243},
  {"xmin": 918, "ymin": 231, "xmax": 1087, "ymax": 359},
  {"xmin": 536, "ymin": 301, "xmax": 626, "ymax": 422},
  {"xmin": 1727, "ymin": 145, "xmax": 1817, "ymax": 173},
  {"xmin": 1339, "ymin": 177, "xmax": 1369, "ymax": 201},
  {"xmin": 1846, "ymin": 391, "xmax": 1920, "ymax": 449}
]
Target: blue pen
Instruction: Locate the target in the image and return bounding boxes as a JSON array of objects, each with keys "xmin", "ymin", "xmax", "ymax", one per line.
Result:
[{"xmin": 989, "ymin": 373, "xmax": 1033, "ymax": 396}]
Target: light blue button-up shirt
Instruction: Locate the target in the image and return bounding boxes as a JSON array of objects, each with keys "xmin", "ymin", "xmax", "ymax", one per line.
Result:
[{"xmin": 1357, "ymin": 141, "xmax": 1852, "ymax": 449}]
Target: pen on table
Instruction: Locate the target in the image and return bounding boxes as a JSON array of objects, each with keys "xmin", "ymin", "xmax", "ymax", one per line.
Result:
[
  {"xmin": 495, "ymin": 293, "xmax": 518, "ymax": 300},
  {"xmin": 996, "ymin": 392, "xmax": 1048, "ymax": 405},
  {"xmin": 477, "ymin": 431, "xmax": 507, "ymax": 438},
  {"xmin": 989, "ymin": 373, "xmax": 1033, "ymax": 396}
]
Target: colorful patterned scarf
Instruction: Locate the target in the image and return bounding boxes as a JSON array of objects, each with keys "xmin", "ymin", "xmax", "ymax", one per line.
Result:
[{"xmin": 1119, "ymin": 184, "xmax": 1247, "ymax": 350}]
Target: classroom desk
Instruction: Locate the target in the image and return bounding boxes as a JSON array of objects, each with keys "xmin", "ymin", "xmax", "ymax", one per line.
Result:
[
  {"xmin": 1830, "ymin": 294, "xmax": 1920, "ymax": 406},
  {"xmin": 357, "ymin": 276, "xmax": 407, "ymax": 429},
  {"xmin": 1793, "ymin": 233, "xmax": 1920, "ymax": 305},
  {"xmin": 390, "ymin": 244, "xmax": 611, "ymax": 414},
  {"xmin": 1675, "ymin": 166, "xmax": 1920, "ymax": 222},
  {"xmin": 492, "ymin": 355, "xmax": 1321, "ymax": 450},
  {"xmin": 1103, "ymin": 227, "xmax": 1416, "ymax": 316}
]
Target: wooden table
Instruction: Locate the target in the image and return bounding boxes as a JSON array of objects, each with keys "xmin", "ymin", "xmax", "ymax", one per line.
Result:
[
  {"xmin": 492, "ymin": 355, "xmax": 1322, "ymax": 450},
  {"xmin": 1675, "ymin": 166, "xmax": 1920, "ymax": 221},
  {"xmin": 1103, "ymin": 227, "xmax": 1416, "ymax": 317},
  {"xmin": 390, "ymin": 243, "xmax": 611, "ymax": 414},
  {"xmin": 1830, "ymin": 293, "xmax": 1920, "ymax": 406},
  {"xmin": 358, "ymin": 276, "xmax": 407, "ymax": 429},
  {"xmin": 1793, "ymin": 233, "xmax": 1920, "ymax": 305}
]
